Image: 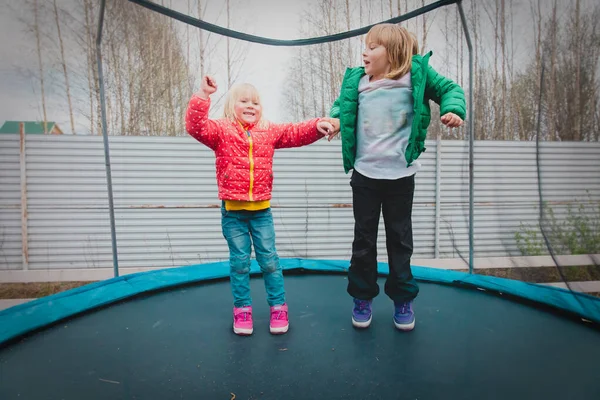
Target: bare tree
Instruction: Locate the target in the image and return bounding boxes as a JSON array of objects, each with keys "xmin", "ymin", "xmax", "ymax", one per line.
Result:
[
  {"xmin": 510, "ymin": 0, "xmax": 599, "ymax": 142},
  {"xmin": 574, "ymin": 0, "xmax": 582, "ymax": 141},
  {"xmin": 421, "ymin": 0, "xmax": 428, "ymax": 54},
  {"xmin": 13, "ymin": 0, "xmax": 599, "ymax": 142},
  {"xmin": 226, "ymin": 0, "xmax": 231, "ymax": 89},
  {"xmin": 52, "ymin": 0, "xmax": 75, "ymax": 134},
  {"xmin": 500, "ymin": 0, "xmax": 507, "ymax": 139},
  {"xmin": 283, "ymin": 0, "xmax": 355, "ymax": 121},
  {"xmin": 546, "ymin": 0, "xmax": 559, "ymax": 141},
  {"xmin": 346, "ymin": 0, "xmax": 352, "ymax": 63},
  {"xmin": 197, "ymin": 0, "xmax": 206, "ymax": 77},
  {"xmin": 33, "ymin": 0, "xmax": 48, "ymax": 134}
]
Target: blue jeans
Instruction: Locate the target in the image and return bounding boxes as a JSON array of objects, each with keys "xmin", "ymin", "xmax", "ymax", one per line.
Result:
[{"xmin": 221, "ymin": 204, "xmax": 285, "ymax": 307}]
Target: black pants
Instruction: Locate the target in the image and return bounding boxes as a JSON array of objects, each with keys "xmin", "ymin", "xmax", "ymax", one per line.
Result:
[{"xmin": 347, "ymin": 170, "xmax": 419, "ymax": 303}]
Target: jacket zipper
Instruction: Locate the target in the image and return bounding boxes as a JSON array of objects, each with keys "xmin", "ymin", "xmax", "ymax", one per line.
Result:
[
  {"xmin": 408, "ymin": 53, "xmax": 430, "ymax": 165},
  {"xmin": 247, "ymin": 129, "xmax": 254, "ymax": 201}
]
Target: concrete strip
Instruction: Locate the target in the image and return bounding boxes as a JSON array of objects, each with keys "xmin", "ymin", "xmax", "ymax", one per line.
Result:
[
  {"xmin": 542, "ymin": 281, "xmax": 600, "ymax": 293},
  {"xmin": 0, "ymin": 299, "xmax": 35, "ymax": 311}
]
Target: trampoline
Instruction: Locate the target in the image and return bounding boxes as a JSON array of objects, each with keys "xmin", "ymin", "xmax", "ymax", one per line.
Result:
[
  {"xmin": 2, "ymin": 1, "xmax": 599, "ymax": 399},
  {"xmin": 1, "ymin": 259, "xmax": 599, "ymax": 399}
]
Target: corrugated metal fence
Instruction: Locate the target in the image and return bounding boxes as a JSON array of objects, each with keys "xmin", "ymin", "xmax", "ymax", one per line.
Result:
[{"xmin": 1, "ymin": 134, "xmax": 599, "ymax": 271}]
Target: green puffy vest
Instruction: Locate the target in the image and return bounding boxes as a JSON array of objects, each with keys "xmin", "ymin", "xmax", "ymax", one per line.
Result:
[{"xmin": 330, "ymin": 51, "xmax": 466, "ymax": 173}]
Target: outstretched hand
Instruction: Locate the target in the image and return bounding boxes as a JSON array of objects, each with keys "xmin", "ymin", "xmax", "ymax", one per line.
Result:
[
  {"xmin": 199, "ymin": 75, "xmax": 217, "ymax": 99},
  {"xmin": 317, "ymin": 120, "xmax": 335, "ymax": 139},
  {"xmin": 318, "ymin": 117, "xmax": 340, "ymax": 141},
  {"xmin": 441, "ymin": 112, "xmax": 463, "ymax": 128}
]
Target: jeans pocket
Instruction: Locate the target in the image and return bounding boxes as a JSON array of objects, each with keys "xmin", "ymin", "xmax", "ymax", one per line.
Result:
[
  {"xmin": 221, "ymin": 202, "xmax": 230, "ymax": 218},
  {"xmin": 350, "ymin": 169, "xmax": 359, "ymax": 187},
  {"xmin": 351, "ymin": 170, "xmax": 376, "ymax": 189}
]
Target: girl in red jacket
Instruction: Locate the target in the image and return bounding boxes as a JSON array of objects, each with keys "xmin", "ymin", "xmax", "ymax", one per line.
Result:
[{"xmin": 185, "ymin": 76, "xmax": 335, "ymax": 336}]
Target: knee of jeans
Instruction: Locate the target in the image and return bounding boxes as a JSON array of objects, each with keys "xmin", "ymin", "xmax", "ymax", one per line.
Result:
[
  {"xmin": 230, "ymin": 254, "xmax": 251, "ymax": 274},
  {"xmin": 257, "ymin": 252, "xmax": 280, "ymax": 274},
  {"xmin": 353, "ymin": 245, "xmax": 376, "ymax": 262}
]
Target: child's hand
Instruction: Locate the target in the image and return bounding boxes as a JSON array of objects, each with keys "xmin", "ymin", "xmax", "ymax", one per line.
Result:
[
  {"xmin": 199, "ymin": 75, "xmax": 217, "ymax": 98},
  {"xmin": 318, "ymin": 117, "xmax": 340, "ymax": 141},
  {"xmin": 317, "ymin": 120, "xmax": 335, "ymax": 139},
  {"xmin": 441, "ymin": 112, "xmax": 463, "ymax": 128}
]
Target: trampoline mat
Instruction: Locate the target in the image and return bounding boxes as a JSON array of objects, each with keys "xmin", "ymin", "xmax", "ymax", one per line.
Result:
[{"xmin": 1, "ymin": 274, "xmax": 599, "ymax": 400}]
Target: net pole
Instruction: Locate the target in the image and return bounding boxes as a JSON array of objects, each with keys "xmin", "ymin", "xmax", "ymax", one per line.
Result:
[
  {"xmin": 457, "ymin": 1, "xmax": 474, "ymax": 273},
  {"xmin": 96, "ymin": 0, "xmax": 119, "ymax": 278}
]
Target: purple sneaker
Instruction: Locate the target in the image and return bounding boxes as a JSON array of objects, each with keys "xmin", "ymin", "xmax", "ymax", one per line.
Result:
[
  {"xmin": 352, "ymin": 298, "xmax": 373, "ymax": 328},
  {"xmin": 394, "ymin": 301, "xmax": 415, "ymax": 331}
]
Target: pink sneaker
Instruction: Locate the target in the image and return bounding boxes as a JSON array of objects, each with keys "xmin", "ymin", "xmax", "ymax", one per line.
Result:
[
  {"xmin": 269, "ymin": 303, "xmax": 289, "ymax": 334},
  {"xmin": 233, "ymin": 306, "xmax": 253, "ymax": 335}
]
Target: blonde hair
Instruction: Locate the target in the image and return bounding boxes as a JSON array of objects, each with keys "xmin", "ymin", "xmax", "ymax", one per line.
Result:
[
  {"xmin": 365, "ymin": 24, "xmax": 418, "ymax": 80},
  {"xmin": 222, "ymin": 83, "xmax": 266, "ymax": 128}
]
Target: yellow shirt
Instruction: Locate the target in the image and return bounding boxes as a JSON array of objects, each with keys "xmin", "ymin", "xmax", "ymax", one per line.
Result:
[{"xmin": 224, "ymin": 200, "xmax": 270, "ymax": 211}]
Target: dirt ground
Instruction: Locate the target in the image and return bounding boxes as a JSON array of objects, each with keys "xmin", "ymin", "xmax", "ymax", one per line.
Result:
[
  {"xmin": 456, "ymin": 265, "xmax": 600, "ymax": 282},
  {"xmin": 0, "ymin": 281, "xmax": 93, "ymax": 299}
]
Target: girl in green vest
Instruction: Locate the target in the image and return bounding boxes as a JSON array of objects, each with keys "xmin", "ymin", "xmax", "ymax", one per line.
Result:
[{"xmin": 328, "ymin": 23, "xmax": 466, "ymax": 331}]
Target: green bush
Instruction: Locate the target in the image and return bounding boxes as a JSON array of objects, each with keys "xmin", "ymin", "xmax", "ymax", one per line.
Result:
[{"xmin": 515, "ymin": 198, "xmax": 600, "ymax": 256}]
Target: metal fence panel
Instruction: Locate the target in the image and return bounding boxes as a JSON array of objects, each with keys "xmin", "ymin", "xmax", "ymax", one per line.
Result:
[
  {"xmin": 0, "ymin": 135, "xmax": 22, "ymax": 269},
  {"xmin": 0, "ymin": 135, "xmax": 598, "ymax": 271}
]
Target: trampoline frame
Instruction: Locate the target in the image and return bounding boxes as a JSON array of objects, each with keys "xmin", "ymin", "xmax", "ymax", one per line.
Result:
[
  {"xmin": 5, "ymin": 0, "xmax": 596, "ymax": 350},
  {"xmin": 1, "ymin": 258, "xmax": 599, "ymax": 346}
]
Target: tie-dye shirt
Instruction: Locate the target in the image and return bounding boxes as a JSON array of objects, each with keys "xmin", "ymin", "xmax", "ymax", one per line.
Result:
[{"xmin": 354, "ymin": 72, "xmax": 421, "ymax": 179}]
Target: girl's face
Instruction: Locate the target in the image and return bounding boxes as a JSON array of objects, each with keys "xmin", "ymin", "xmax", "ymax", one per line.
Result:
[
  {"xmin": 363, "ymin": 42, "xmax": 391, "ymax": 81},
  {"xmin": 234, "ymin": 89, "xmax": 262, "ymax": 126}
]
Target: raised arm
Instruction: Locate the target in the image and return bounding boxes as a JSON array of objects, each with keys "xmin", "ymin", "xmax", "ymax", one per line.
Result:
[{"xmin": 185, "ymin": 76, "xmax": 222, "ymax": 151}]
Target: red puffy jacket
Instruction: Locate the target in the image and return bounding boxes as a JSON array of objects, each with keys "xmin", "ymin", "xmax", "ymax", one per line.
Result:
[{"xmin": 185, "ymin": 95, "xmax": 324, "ymax": 201}]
